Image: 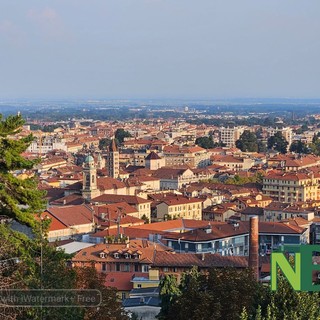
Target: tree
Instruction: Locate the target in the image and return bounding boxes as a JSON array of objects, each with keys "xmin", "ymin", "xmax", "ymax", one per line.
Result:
[
  {"xmin": 289, "ymin": 141, "xmax": 309, "ymax": 154},
  {"xmin": 258, "ymin": 141, "xmax": 267, "ymax": 153},
  {"xmin": 75, "ymin": 266, "xmax": 128, "ymax": 320},
  {"xmin": 250, "ymin": 275, "xmax": 320, "ymax": 320},
  {"xmin": 141, "ymin": 214, "xmax": 149, "ymax": 224},
  {"xmin": 267, "ymin": 132, "xmax": 288, "ymax": 154},
  {"xmin": 0, "ymin": 114, "xmax": 128, "ymax": 320},
  {"xmin": 158, "ymin": 267, "xmax": 264, "ymax": 320},
  {"xmin": 236, "ymin": 130, "xmax": 259, "ymax": 152},
  {"xmin": 115, "ymin": 129, "xmax": 132, "ymax": 144},
  {"xmin": 98, "ymin": 138, "xmax": 111, "ymax": 150},
  {"xmin": 157, "ymin": 274, "xmax": 181, "ymax": 320},
  {"xmin": 0, "ymin": 114, "xmax": 46, "ymax": 226},
  {"xmin": 195, "ymin": 136, "xmax": 214, "ymax": 149}
]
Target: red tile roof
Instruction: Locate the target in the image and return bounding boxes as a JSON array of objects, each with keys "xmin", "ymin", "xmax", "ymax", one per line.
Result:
[
  {"xmin": 153, "ymin": 251, "xmax": 248, "ymax": 268},
  {"xmin": 91, "ymin": 194, "xmax": 152, "ymax": 205},
  {"xmin": 105, "ymin": 272, "xmax": 147, "ymax": 291}
]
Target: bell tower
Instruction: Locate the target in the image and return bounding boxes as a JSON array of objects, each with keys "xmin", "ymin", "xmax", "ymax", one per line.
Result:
[
  {"xmin": 105, "ymin": 139, "xmax": 119, "ymax": 178},
  {"xmin": 82, "ymin": 154, "xmax": 99, "ymax": 201}
]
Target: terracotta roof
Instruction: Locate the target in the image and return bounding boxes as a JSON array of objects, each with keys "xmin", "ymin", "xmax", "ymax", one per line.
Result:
[
  {"xmin": 50, "ymin": 193, "xmax": 84, "ymax": 206},
  {"xmin": 153, "ymin": 167, "xmax": 192, "ymax": 179},
  {"xmin": 264, "ymin": 171, "xmax": 316, "ymax": 181},
  {"xmin": 40, "ymin": 212, "xmax": 68, "ymax": 231},
  {"xmin": 91, "ymin": 194, "xmax": 152, "ymax": 205},
  {"xmin": 72, "ymin": 240, "xmax": 170, "ymax": 264},
  {"xmin": 105, "ymin": 272, "xmax": 147, "ymax": 291},
  {"xmin": 162, "ymin": 220, "xmax": 305, "ymax": 242},
  {"xmin": 153, "ymin": 251, "xmax": 248, "ymax": 268},
  {"xmin": 97, "ymin": 177, "xmax": 126, "ymax": 190},
  {"xmin": 211, "ymin": 155, "xmax": 244, "ymax": 163},
  {"xmin": 127, "ymin": 219, "xmax": 212, "ymax": 232},
  {"xmin": 145, "ymin": 152, "xmax": 161, "ymax": 160},
  {"xmin": 46, "ymin": 205, "xmax": 95, "ymax": 227}
]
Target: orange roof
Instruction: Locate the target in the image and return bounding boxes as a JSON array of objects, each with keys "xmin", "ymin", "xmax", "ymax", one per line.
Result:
[
  {"xmin": 105, "ymin": 272, "xmax": 147, "ymax": 291},
  {"xmin": 40, "ymin": 212, "xmax": 68, "ymax": 231}
]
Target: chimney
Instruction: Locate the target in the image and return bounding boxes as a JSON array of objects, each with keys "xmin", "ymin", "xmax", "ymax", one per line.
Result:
[{"xmin": 249, "ymin": 216, "xmax": 259, "ymax": 281}]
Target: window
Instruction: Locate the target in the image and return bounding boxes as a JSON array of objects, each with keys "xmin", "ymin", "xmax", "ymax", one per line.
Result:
[
  {"xmin": 102, "ymin": 263, "xmax": 106, "ymax": 272},
  {"xmin": 137, "ymin": 284, "xmax": 142, "ymax": 288},
  {"xmin": 142, "ymin": 265, "xmax": 149, "ymax": 273},
  {"xmin": 124, "ymin": 263, "xmax": 130, "ymax": 272},
  {"xmin": 134, "ymin": 263, "xmax": 139, "ymax": 272},
  {"xmin": 116, "ymin": 263, "xmax": 120, "ymax": 272},
  {"xmin": 121, "ymin": 292, "xmax": 126, "ymax": 300}
]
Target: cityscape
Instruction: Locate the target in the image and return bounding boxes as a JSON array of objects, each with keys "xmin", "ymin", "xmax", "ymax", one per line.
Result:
[{"xmin": 1, "ymin": 1, "xmax": 320, "ymax": 320}]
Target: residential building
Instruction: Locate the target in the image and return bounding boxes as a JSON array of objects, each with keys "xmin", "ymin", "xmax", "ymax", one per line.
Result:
[
  {"xmin": 156, "ymin": 196, "xmax": 203, "ymax": 221},
  {"xmin": 153, "ymin": 167, "xmax": 195, "ymax": 190},
  {"xmin": 219, "ymin": 126, "xmax": 244, "ymax": 148},
  {"xmin": 210, "ymin": 155, "xmax": 254, "ymax": 171},
  {"xmin": 262, "ymin": 170, "xmax": 320, "ymax": 203},
  {"xmin": 162, "ymin": 221, "xmax": 307, "ymax": 256},
  {"xmin": 162, "ymin": 145, "xmax": 210, "ymax": 168},
  {"xmin": 266, "ymin": 127, "xmax": 293, "ymax": 147}
]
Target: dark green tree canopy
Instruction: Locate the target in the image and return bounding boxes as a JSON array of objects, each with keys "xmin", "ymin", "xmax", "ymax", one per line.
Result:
[
  {"xmin": 195, "ymin": 136, "xmax": 214, "ymax": 149},
  {"xmin": 236, "ymin": 130, "xmax": 259, "ymax": 152},
  {"xmin": 98, "ymin": 138, "xmax": 111, "ymax": 150},
  {"xmin": 289, "ymin": 140, "xmax": 309, "ymax": 154},
  {"xmin": 158, "ymin": 267, "xmax": 262, "ymax": 320},
  {"xmin": 115, "ymin": 128, "xmax": 132, "ymax": 144},
  {"xmin": 267, "ymin": 131, "xmax": 288, "ymax": 154}
]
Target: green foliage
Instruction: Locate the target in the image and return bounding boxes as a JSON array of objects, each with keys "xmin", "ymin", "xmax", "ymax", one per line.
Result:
[
  {"xmin": 195, "ymin": 136, "xmax": 215, "ymax": 149},
  {"xmin": 289, "ymin": 141, "xmax": 309, "ymax": 154},
  {"xmin": 267, "ymin": 132, "xmax": 288, "ymax": 154},
  {"xmin": 308, "ymin": 135, "xmax": 320, "ymax": 155},
  {"xmin": 115, "ymin": 128, "xmax": 132, "ymax": 144},
  {"xmin": 98, "ymin": 138, "xmax": 111, "ymax": 150},
  {"xmin": 75, "ymin": 266, "xmax": 128, "ymax": 320},
  {"xmin": 159, "ymin": 267, "xmax": 263, "ymax": 320},
  {"xmin": 157, "ymin": 274, "xmax": 181, "ymax": 320},
  {"xmin": 0, "ymin": 114, "xmax": 46, "ymax": 226},
  {"xmin": 141, "ymin": 214, "xmax": 150, "ymax": 224},
  {"xmin": 258, "ymin": 141, "xmax": 267, "ymax": 153},
  {"xmin": 225, "ymin": 172, "xmax": 264, "ymax": 185},
  {"xmin": 0, "ymin": 114, "xmax": 128, "ymax": 320},
  {"xmin": 295, "ymin": 123, "xmax": 309, "ymax": 134},
  {"xmin": 236, "ymin": 130, "xmax": 259, "ymax": 152}
]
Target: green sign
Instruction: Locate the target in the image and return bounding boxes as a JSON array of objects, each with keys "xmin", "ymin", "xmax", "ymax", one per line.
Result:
[{"xmin": 271, "ymin": 245, "xmax": 320, "ymax": 291}]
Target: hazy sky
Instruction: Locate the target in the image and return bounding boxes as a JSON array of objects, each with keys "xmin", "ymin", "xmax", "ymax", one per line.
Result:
[{"xmin": 0, "ymin": 0, "xmax": 320, "ymax": 99}]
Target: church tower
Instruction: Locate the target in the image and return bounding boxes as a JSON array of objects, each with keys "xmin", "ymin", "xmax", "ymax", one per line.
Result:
[
  {"xmin": 97, "ymin": 152, "xmax": 105, "ymax": 170},
  {"xmin": 105, "ymin": 139, "xmax": 119, "ymax": 178},
  {"xmin": 82, "ymin": 154, "xmax": 100, "ymax": 201}
]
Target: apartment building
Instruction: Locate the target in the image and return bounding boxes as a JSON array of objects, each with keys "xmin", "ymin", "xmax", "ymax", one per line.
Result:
[
  {"xmin": 162, "ymin": 145, "xmax": 210, "ymax": 168},
  {"xmin": 266, "ymin": 127, "xmax": 293, "ymax": 146},
  {"xmin": 262, "ymin": 171, "xmax": 320, "ymax": 203},
  {"xmin": 156, "ymin": 196, "xmax": 203, "ymax": 220},
  {"xmin": 27, "ymin": 135, "xmax": 67, "ymax": 154},
  {"xmin": 219, "ymin": 126, "xmax": 244, "ymax": 148}
]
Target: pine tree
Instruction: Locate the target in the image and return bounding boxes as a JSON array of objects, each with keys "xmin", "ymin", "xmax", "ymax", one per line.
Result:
[
  {"xmin": 0, "ymin": 114, "xmax": 46, "ymax": 226},
  {"xmin": 0, "ymin": 114, "xmax": 129, "ymax": 320}
]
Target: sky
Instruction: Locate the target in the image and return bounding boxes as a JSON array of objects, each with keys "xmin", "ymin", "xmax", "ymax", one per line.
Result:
[{"xmin": 0, "ymin": 0, "xmax": 320, "ymax": 100}]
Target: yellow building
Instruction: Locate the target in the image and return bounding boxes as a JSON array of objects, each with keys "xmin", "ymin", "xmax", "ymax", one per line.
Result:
[
  {"xmin": 156, "ymin": 196, "xmax": 203, "ymax": 221},
  {"xmin": 262, "ymin": 171, "xmax": 320, "ymax": 203},
  {"xmin": 132, "ymin": 269, "xmax": 160, "ymax": 289}
]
